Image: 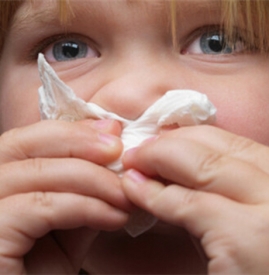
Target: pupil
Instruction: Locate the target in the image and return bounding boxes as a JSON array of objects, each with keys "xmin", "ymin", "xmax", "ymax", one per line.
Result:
[
  {"xmin": 208, "ymin": 35, "xmax": 224, "ymax": 52},
  {"xmin": 62, "ymin": 42, "xmax": 79, "ymax": 58}
]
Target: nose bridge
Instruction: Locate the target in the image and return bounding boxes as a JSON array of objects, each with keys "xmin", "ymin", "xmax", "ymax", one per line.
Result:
[
  {"xmin": 91, "ymin": 50, "xmax": 188, "ymax": 120},
  {"xmin": 118, "ymin": 51, "xmax": 178, "ymax": 94}
]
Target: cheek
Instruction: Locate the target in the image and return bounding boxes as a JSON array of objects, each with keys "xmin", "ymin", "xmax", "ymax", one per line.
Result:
[
  {"xmin": 0, "ymin": 66, "xmax": 41, "ymax": 133},
  {"xmin": 200, "ymin": 60, "xmax": 269, "ymax": 147},
  {"xmin": 213, "ymin": 91, "xmax": 269, "ymax": 146}
]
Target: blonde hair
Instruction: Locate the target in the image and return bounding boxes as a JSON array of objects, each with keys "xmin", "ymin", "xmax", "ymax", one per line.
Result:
[
  {"xmin": 221, "ymin": 0, "xmax": 269, "ymax": 52},
  {"xmin": 0, "ymin": 0, "xmax": 69, "ymax": 56},
  {"xmin": 0, "ymin": 0, "xmax": 269, "ymax": 55},
  {"xmin": 170, "ymin": 0, "xmax": 269, "ymax": 52}
]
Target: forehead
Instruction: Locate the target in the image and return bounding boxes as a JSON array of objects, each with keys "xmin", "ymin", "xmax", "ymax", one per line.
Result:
[{"xmin": 12, "ymin": 0, "xmax": 221, "ymax": 29}]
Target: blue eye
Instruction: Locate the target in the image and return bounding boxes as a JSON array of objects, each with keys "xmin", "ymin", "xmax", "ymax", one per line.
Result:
[
  {"xmin": 53, "ymin": 40, "xmax": 88, "ymax": 61},
  {"xmin": 200, "ymin": 32, "xmax": 233, "ymax": 54},
  {"xmin": 43, "ymin": 38, "xmax": 99, "ymax": 62},
  {"xmin": 184, "ymin": 30, "xmax": 245, "ymax": 55}
]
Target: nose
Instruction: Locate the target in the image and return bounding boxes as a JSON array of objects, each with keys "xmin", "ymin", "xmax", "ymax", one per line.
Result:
[{"xmin": 89, "ymin": 53, "xmax": 190, "ymax": 120}]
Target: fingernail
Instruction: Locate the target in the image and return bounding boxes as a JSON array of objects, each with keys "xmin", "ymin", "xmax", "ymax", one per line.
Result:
[
  {"xmin": 126, "ymin": 169, "xmax": 147, "ymax": 184},
  {"xmin": 98, "ymin": 133, "xmax": 117, "ymax": 145},
  {"xmin": 141, "ymin": 135, "xmax": 159, "ymax": 145},
  {"xmin": 125, "ymin": 147, "xmax": 138, "ymax": 157},
  {"xmin": 93, "ymin": 119, "xmax": 112, "ymax": 129}
]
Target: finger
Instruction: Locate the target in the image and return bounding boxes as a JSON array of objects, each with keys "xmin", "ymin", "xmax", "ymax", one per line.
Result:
[
  {"xmin": 162, "ymin": 125, "xmax": 269, "ymax": 174},
  {"xmin": 0, "ymin": 120, "xmax": 123, "ymax": 164},
  {"xmin": 123, "ymin": 136, "xmax": 269, "ymax": 203},
  {"xmin": 122, "ymin": 169, "xmax": 242, "ymax": 237},
  {"xmin": 122, "ymin": 171, "xmax": 269, "ymax": 274},
  {"xmin": 0, "ymin": 158, "xmax": 131, "ymax": 211},
  {"xmin": 77, "ymin": 119, "xmax": 122, "ymax": 136},
  {"xmin": 0, "ymin": 192, "xmax": 128, "ymax": 260}
]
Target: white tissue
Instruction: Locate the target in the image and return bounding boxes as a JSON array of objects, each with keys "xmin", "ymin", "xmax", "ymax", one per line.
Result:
[{"xmin": 38, "ymin": 53, "xmax": 217, "ymax": 237}]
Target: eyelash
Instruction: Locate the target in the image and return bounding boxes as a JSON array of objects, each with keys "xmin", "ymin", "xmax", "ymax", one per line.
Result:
[
  {"xmin": 28, "ymin": 33, "xmax": 94, "ymax": 60},
  {"xmin": 28, "ymin": 25, "xmax": 253, "ymax": 62},
  {"xmin": 181, "ymin": 25, "xmax": 253, "ymax": 54}
]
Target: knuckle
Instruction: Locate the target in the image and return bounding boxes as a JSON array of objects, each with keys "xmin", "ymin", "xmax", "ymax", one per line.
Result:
[
  {"xmin": 31, "ymin": 192, "xmax": 55, "ymax": 228},
  {"xmin": 30, "ymin": 158, "xmax": 47, "ymax": 175},
  {"xmin": 178, "ymin": 188, "xmax": 216, "ymax": 216},
  {"xmin": 228, "ymin": 135, "xmax": 255, "ymax": 156},
  {"xmin": 209, "ymin": 248, "xmax": 239, "ymax": 274},
  {"xmin": 0, "ymin": 127, "xmax": 19, "ymax": 141},
  {"xmin": 172, "ymin": 188, "xmax": 205, "ymax": 223},
  {"xmin": 179, "ymin": 187, "xmax": 199, "ymax": 208},
  {"xmin": 32, "ymin": 191, "xmax": 54, "ymax": 209},
  {"xmin": 195, "ymin": 151, "xmax": 224, "ymax": 187},
  {"xmin": 0, "ymin": 128, "xmax": 26, "ymax": 162}
]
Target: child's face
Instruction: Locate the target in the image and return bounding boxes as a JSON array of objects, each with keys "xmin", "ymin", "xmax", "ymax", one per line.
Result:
[
  {"xmin": 1, "ymin": 0, "xmax": 269, "ymax": 145},
  {"xmin": 1, "ymin": 1, "xmax": 269, "ymax": 273}
]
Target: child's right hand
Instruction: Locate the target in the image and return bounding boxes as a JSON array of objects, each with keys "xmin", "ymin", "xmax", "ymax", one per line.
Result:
[{"xmin": 0, "ymin": 119, "xmax": 130, "ymax": 274}]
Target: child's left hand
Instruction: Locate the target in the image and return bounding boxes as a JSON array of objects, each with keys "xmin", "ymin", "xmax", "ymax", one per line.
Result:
[{"xmin": 122, "ymin": 125, "xmax": 269, "ymax": 274}]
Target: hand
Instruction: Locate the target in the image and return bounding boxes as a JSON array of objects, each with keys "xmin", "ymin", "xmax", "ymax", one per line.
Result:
[
  {"xmin": 0, "ymin": 119, "xmax": 131, "ymax": 274},
  {"xmin": 122, "ymin": 125, "xmax": 269, "ymax": 274}
]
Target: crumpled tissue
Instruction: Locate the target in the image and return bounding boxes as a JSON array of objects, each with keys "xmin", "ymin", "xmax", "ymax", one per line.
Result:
[{"xmin": 37, "ymin": 53, "xmax": 217, "ymax": 237}]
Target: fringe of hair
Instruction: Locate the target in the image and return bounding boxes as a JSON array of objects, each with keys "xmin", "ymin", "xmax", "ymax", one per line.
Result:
[
  {"xmin": 0, "ymin": 0, "xmax": 22, "ymax": 52},
  {"xmin": 170, "ymin": 0, "xmax": 178, "ymax": 50},
  {"xmin": 0, "ymin": 0, "xmax": 73, "ymax": 56},
  {"xmin": 221, "ymin": 0, "xmax": 269, "ymax": 52},
  {"xmin": 58, "ymin": 0, "xmax": 74, "ymax": 24},
  {"xmin": 1, "ymin": 0, "xmax": 269, "ymax": 55}
]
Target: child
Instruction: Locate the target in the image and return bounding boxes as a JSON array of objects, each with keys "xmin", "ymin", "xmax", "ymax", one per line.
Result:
[{"xmin": 0, "ymin": 0, "xmax": 269, "ymax": 273}]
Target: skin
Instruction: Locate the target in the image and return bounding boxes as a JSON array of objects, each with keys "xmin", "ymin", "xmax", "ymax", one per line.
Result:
[{"xmin": 0, "ymin": 0, "xmax": 269, "ymax": 273}]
